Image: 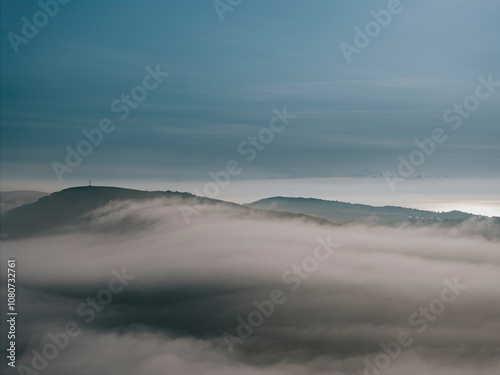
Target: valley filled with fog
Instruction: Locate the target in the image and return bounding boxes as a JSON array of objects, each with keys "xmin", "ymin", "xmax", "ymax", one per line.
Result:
[{"xmin": 1, "ymin": 187, "xmax": 499, "ymax": 375}]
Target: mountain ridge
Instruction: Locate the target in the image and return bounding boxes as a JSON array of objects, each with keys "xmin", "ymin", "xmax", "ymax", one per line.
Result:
[
  {"xmin": 0, "ymin": 186, "xmax": 333, "ymax": 239},
  {"xmin": 1, "ymin": 186, "xmax": 497, "ymax": 239},
  {"xmin": 246, "ymin": 196, "xmax": 494, "ymax": 225}
]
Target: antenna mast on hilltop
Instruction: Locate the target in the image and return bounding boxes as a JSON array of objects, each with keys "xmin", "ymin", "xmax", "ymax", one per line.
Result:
[{"xmin": 89, "ymin": 181, "xmax": 91, "ymax": 186}]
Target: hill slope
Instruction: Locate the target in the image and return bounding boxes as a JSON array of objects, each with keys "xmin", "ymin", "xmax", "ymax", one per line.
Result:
[
  {"xmin": 0, "ymin": 186, "xmax": 333, "ymax": 238},
  {"xmin": 0, "ymin": 190, "xmax": 49, "ymax": 213},
  {"xmin": 2, "ymin": 187, "xmax": 497, "ymax": 239},
  {"xmin": 246, "ymin": 196, "xmax": 488, "ymax": 225}
]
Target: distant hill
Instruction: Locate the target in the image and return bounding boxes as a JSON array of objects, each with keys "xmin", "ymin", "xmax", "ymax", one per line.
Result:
[
  {"xmin": 2, "ymin": 186, "xmax": 497, "ymax": 240},
  {"xmin": 0, "ymin": 186, "xmax": 213, "ymax": 238},
  {"xmin": 246, "ymin": 196, "xmax": 491, "ymax": 225},
  {"xmin": 0, "ymin": 186, "xmax": 333, "ymax": 239},
  {"xmin": 0, "ymin": 190, "xmax": 49, "ymax": 213}
]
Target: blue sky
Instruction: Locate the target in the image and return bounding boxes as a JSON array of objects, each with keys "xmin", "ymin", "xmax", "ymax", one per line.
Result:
[{"xmin": 1, "ymin": 0, "xmax": 500, "ymax": 191}]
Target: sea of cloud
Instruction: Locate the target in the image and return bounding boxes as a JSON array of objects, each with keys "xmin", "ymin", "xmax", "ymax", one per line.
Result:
[{"xmin": 1, "ymin": 198, "xmax": 499, "ymax": 374}]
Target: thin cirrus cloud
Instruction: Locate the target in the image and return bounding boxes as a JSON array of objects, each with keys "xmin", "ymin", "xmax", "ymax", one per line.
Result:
[{"xmin": 1, "ymin": 1, "xmax": 500, "ymax": 187}]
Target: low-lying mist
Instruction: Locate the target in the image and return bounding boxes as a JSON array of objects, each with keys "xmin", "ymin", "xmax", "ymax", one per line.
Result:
[{"xmin": 1, "ymin": 198, "xmax": 499, "ymax": 375}]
